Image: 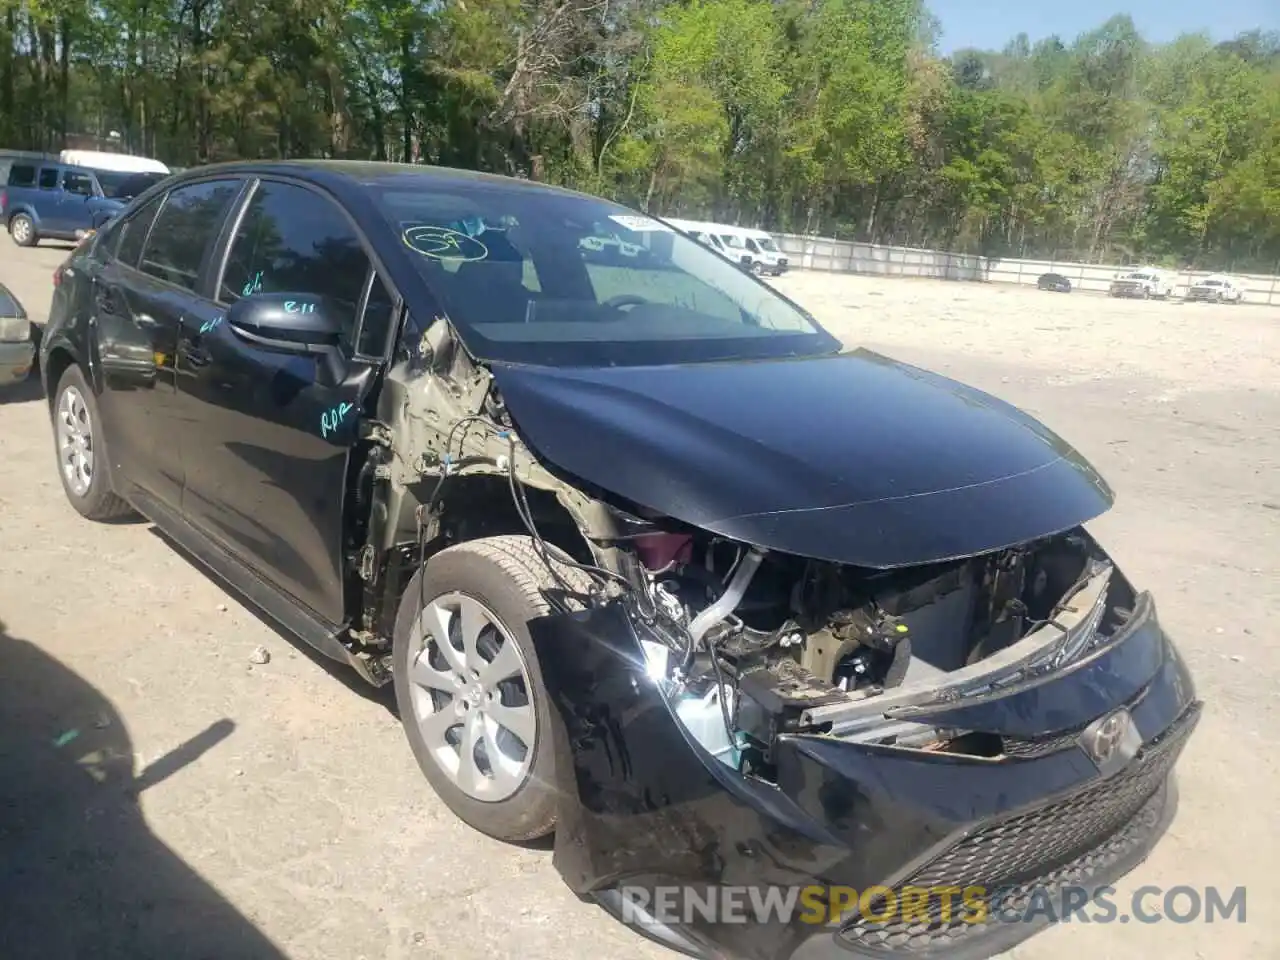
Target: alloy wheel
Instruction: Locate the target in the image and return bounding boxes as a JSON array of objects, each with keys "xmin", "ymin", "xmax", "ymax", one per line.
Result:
[
  {"xmin": 404, "ymin": 591, "xmax": 537, "ymax": 802},
  {"xmin": 11, "ymin": 217, "xmax": 31, "ymax": 244},
  {"xmin": 57, "ymin": 385, "xmax": 94, "ymax": 497}
]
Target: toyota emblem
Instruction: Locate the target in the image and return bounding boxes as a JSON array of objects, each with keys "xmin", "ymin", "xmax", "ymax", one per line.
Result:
[{"xmin": 1080, "ymin": 708, "xmax": 1139, "ymax": 771}]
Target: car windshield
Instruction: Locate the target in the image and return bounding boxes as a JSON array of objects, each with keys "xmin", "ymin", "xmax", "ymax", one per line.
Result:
[
  {"xmin": 374, "ymin": 183, "xmax": 837, "ymax": 367},
  {"xmin": 1201, "ymin": 279, "xmax": 1222, "ymax": 286},
  {"xmin": 93, "ymin": 170, "xmax": 165, "ymax": 199},
  {"xmin": 756, "ymin": 236, "xmax": 779, "ymax": 253}
]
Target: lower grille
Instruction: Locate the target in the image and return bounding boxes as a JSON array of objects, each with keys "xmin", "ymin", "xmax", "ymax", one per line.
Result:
[
  {"xmin": 838, "ymin": 705, "xmax": 1198, "ymax": 954},
  {"xmin": 1001, "ymin": 728, "xmax": 1083, "ymax": 759}
]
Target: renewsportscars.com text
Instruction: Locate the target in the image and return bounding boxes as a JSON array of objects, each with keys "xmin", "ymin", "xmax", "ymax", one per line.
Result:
[{"xmin": 617, "ymin": 883, "xmax": 1247, "ymax": 927}]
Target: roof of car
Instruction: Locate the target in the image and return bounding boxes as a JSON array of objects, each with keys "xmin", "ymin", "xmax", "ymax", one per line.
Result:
[{"xmin": 173, "ymin": 159, "xmax": 595, "ymax": 200}]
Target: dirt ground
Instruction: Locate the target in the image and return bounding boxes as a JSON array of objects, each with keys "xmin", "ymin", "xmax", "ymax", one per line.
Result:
[{"xmin": 1, "ymin": 244, "xmax": 1276, "ymax": 960}]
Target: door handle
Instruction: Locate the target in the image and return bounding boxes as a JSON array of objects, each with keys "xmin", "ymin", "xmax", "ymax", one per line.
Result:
[{"xmin": 179, "ymin": 334, "xmax": 212, "ymax": 368}]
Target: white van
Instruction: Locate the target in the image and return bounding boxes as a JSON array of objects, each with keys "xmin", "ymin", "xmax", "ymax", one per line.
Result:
[
  {"xmin": 59, "ymin": 150, "xmax": 169, "ymax": 174},
  {"xmin": 708, "ymin": 223, "xmax": 789, "ymax": 276},
  {"xmin": 665, "ymin": 218, "xmax": 731, "ymax": 256},
  {"xmin": 59, "ymin": 150, "xmax": 171, "ymax": 201},
  {"xmin": 665, "ymin": 218, "xmax": 789, "ymax": 276}
]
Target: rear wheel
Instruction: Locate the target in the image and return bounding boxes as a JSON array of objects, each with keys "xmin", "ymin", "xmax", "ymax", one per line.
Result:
[
  {"xmin": 392, "ymin": 535, "xmax": 594, "ymax": 842},
  {"xmin": 51, "ymin": 366, "xmax": 135, "ymax": 521},
  {"xmin": 9, "ymin": 213, "xmax": 36, "ymax": 247},
  {"xmin": 751, "ymin": 260, "xmax": 764, "ymax": 276}
]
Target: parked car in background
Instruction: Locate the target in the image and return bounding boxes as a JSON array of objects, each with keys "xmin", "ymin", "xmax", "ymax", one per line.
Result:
[
  {"xmin": 1036, "ymin": 272, "xmax": 1072, "ymax": 293},
  {"xmin": 40, "ymin": 159, "xmax": 1200, "ymax": 960},
  {"xmin": 666, "ymin": 218, "xmax": 730, "ymax": 256},
  {"xmin": 3, "ymin": 153, "xmax": 170, "ymax": 247},
  {"xmin": 667, "ymin": 218, "xmax": 789, "ymax": 276},
  {"xmin": 0, "ymin": 282, "xmax": 34, "ymax": 385},
  {"xmin": 4, "ymin": 162, "xmax": 127, "ymax": 246},
  {"xmin": 1185, "ymin": 274, "xmax": 1245, "ymax": 304},
  {"xmin": 60, "ymin": 150, "xmax": 171, "ymax": 201},
  {"xmin": 1109, "ymin": 267, "xmax": 1174, "ymax": 299},
  {"xmin": 713, "ymin": 223, "xmax": 790, "ymax": 276}
]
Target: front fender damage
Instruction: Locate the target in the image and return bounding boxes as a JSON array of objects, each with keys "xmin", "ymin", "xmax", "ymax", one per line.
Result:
[{"xmin": 528, "ymin": 594, "xmax": 1199, "ymax": 960}]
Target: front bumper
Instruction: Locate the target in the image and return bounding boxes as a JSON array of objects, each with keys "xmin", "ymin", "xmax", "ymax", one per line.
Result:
[
  {"xmin": 1110, "ymin": 285, "xmax": 1147, "ymax": 297},
  {"xmin": 0, "ymin": 338, "xmax": 35, "ymax": 384},
  {"xmin": 531, "ymin": 591, "xmax": 1199, "ymax": 960}
]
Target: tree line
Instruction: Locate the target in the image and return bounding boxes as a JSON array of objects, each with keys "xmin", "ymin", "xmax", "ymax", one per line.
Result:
[{"xmin": 1, "ymin": 0, "xmax": 1278, "ymax": 271}]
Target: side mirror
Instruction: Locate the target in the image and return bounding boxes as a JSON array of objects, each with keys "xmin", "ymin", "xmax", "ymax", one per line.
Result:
[{"xmin": 226, "ymin": 292, "xmax": 348, "ymax": 384}]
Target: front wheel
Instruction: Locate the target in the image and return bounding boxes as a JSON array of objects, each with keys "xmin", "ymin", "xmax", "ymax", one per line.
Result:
[
  {"xmin": 9, "ymin": 213, "xmax": 37, "ymax": 247},
  {"xmin": 392, "ymin": 535, "xmax": 594, "ymax": 842}
]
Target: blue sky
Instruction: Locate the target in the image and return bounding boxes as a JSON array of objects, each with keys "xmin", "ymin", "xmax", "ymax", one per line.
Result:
[{"xmin": 928, "ymin": 0, "xmax": 1280, "ymax": 53}]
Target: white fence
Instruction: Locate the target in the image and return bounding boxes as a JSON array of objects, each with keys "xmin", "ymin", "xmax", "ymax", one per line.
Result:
[{"xmin": 774, "ymin": 233, "xmax": 1280, "ymax": 306}]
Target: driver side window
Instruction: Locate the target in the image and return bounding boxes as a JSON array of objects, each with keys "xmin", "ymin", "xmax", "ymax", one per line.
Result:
[{"xmin": 219, "ymin": 180, "xmax": 372, "ymax": 353}]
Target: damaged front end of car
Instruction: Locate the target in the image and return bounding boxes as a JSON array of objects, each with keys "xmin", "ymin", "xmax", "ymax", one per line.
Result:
[
  {"xmin": 365, "ymin": 325, "xmax": 1198, "ymax": 960},
  {"xmin": 526, "ymin": 516, "xmax": 1199, "ymax": 960}
]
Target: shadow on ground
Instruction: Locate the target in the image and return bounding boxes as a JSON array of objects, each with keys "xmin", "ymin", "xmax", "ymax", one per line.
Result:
[
  {"xmin": 0, "ymin": 373, "xmax": 43, "ymax": 404},
  {"xmin": 0, "ymin": 619, "xmax": 291, "ymax": 960}
]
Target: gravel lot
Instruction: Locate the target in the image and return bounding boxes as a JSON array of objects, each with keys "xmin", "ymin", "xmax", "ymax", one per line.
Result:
[{"xmin": 1, "ymin": 244, "xmax": 1277, "ymax": 960}]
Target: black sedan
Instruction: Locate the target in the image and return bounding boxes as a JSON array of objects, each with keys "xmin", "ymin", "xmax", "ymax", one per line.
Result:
[
  {"xmin": 1037, "ymin": 271, "xmax": 1072, "ymax": 292},
  {"xmin": 40, "ymin": 161, "xmax": 1198, "ymax": 960}
]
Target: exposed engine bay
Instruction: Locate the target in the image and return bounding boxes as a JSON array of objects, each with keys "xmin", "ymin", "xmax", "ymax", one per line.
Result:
[
  {"xmin": 615, "ymin": 521, "xmax": 1135, "ymax": 778},
  {"xmin": 366, "ymin": 329, "xmax": 1137, "ymax": 788}
]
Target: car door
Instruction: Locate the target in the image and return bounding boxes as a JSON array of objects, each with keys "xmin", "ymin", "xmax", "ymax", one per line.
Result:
[
  {"xmin": 91, "ymin": 179, "xmax": 246, "ymax": 509},
  {"xmin": 57, "ymin": 168, "xmax": 99, "ymax": 236},
  {"xmin": 32, "ymin": 165, "xmax": 68, "ymax": 234},
  {"xmin": 176, "ymin": 176, "xmax": 398, "ymax": 624}
]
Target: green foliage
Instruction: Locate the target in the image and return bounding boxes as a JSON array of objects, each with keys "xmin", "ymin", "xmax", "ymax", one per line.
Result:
[{"xmin": 0, "ymin": 0, "xmax": 1276, "ymax": 270}]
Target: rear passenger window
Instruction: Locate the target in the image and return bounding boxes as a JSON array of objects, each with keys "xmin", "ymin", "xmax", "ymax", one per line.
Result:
[
  {"xmin": 139, "ymin": 179, "xmax": 240, "ymax": 292},
  {"xmin": 38, "ymin": 168, "xmax": 59, "ymax": 190},
  {"xmin": 219, "ymin": 180, "xmax": 372, "ymax": 351},
  {"xmin": 6, "ymin": 164, "xmax": 36, "ymax": 187},
  {"xmin": 115, "ymin": 194, "xmax": 166, "ymax": 268}
]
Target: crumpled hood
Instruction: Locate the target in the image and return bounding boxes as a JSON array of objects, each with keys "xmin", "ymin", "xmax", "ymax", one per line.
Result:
[{"xmin": 490, "ymin": 349, "xmax": 1113, "ymax": 568}]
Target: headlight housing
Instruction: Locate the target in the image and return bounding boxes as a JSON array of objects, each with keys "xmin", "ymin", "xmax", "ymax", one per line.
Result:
[{"xmin": 0, "ymin": 314, "xmax": 32, "ymax": 343}]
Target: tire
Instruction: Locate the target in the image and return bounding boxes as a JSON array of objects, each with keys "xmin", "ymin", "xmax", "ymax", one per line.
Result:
[
  {"xmin": 751, "ymin": 260, "xmax": 764, "ymax": 276},
  {"xmin": 9, "ymin": 213, "xmax": 37, "ymax": 247},
  {"xmin": 51, "ymin": 365, "xmax": 135, "ymax": 521},
  {"xmin": 392, "ymin": 535, "xmax": 595, "ymax": 842}
]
